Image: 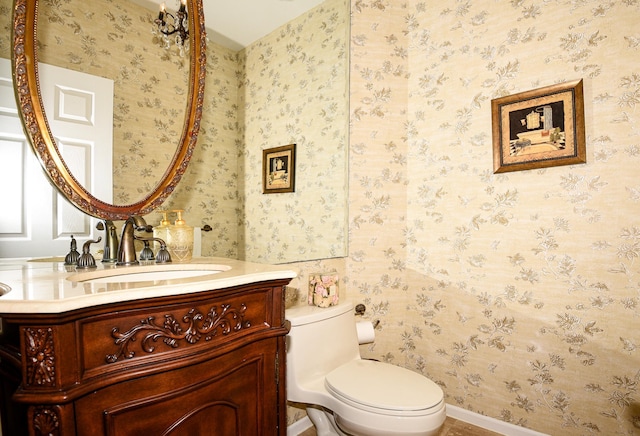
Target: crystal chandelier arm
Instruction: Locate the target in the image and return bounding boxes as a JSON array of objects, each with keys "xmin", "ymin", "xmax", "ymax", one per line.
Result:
[{"xmin": 154, "ymin": 0, "xmax": 189, "ymax": 43}]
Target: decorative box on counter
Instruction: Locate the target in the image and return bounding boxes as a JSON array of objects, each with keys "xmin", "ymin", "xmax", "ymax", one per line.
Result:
[{"xmin": 308, "ymin": 272, "xmax": 339, "ymax": 308}]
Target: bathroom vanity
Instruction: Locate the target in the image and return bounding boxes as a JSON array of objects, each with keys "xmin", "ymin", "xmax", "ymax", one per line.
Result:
[{"xmin": 0, "ymin": 258, "xmax": 296, "ymax": 435}]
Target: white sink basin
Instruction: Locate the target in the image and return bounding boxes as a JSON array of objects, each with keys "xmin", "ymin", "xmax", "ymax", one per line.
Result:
[{"xmin": 68, "ymin": 264, "xmax": 231, "ymax": 284}]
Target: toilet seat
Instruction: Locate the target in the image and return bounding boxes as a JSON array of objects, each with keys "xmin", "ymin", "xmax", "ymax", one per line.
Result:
[{"xmin": 325, "ymin": 359, "xmax": 444, "ymax": 417}]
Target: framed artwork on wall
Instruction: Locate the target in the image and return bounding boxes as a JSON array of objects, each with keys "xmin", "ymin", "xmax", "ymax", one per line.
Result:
[
  {"xmin": 263, "ymin": 144, "xmax": 296, "ymax": 193},
  {"xmin": 491, "ymin": 79, "xmax": 586, "ymax": 173}
]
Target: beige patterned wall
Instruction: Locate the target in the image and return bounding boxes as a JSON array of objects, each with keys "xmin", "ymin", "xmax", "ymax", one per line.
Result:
[
  {"xmin": 0, "ymin": 0, "xmax": 9, "ymax": 56},
  {"xmin": 238, "ymin": 0, "xmax": 349, "ymax": 264},
  {"xmin": 339, "ymin": 0, "xmax": 640, "ymax": 434},
  {"xmin": 164, "ymin": 43, "xmax": 240, "ymax": 258}
]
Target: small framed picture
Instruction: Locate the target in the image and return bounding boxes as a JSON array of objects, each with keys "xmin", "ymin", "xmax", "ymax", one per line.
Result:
[
  {"xmin": 491, "ymin": 79, "xmax": 586, "ymax": 173},
  {"xmin": 263, "ymin": 144, "xmax": 296, "ymax": 193}
]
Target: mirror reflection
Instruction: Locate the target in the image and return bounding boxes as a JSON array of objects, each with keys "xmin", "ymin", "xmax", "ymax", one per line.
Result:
[
  {"xmin": 36, "ymin": 0, "xmax": 190, "ymax": 205},
  {"xmin": 236, "ymin": 0, "xmax": 349, "ymax": 263},
  {"xmin": 1, "ymin": 0, "xmax": 348, "ymax": 264}
]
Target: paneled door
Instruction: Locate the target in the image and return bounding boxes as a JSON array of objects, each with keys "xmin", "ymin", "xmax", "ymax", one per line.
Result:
[{"xmin": 0, "ymin": 58, "xmax": 113, "ymax": 258}]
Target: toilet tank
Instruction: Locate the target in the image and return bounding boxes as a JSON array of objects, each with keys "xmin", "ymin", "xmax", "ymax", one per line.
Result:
[{"xmin": 286, "ymin": 302, "xmax": 360, "ymax": 393}]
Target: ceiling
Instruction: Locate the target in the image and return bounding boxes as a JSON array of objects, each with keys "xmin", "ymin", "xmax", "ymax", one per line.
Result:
[
  {"xmin": 205, "ymin": 0, "xmax": 326, "ymax": 50},
  {"xmin": 140, "ymin": 0, "xmax": 326, "ymax": 51}
]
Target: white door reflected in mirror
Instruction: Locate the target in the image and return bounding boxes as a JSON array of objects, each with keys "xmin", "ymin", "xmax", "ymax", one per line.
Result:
[{"xmin": 0, "ymin": 58, "xmax": 113, "ymax": 258}]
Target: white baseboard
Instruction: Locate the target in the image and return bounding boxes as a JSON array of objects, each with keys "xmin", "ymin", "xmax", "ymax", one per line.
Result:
[
  {"xmin": 446, "ymin": 404, "xmax": 549, "ymax": 436},
  {"xmin": 286, "ymin": 404, "xmax": 550, "ymax": 436}
]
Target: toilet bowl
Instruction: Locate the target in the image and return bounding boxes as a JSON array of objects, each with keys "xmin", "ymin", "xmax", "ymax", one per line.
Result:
[{"xmin": 286, "ymin": 302, "xmax": 446, "ymax": 436}]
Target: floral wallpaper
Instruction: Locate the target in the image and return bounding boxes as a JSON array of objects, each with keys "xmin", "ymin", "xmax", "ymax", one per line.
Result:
[
  {"xmin": 0, "ymin": 1, "xmax": 10, "ymax": 56},
  {"xmin": 238, "ymin": 0, "xmax": 349, "ymax": 264},
  {"xmin": 166, "ymin": 41, "xmax": 240, "ymax": 258},
  {"xmin": 324, "ymin": 0, "xmax": 639, "ymax": 434}
]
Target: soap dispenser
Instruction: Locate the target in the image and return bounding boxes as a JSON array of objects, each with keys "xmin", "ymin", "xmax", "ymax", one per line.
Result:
[
  {"xmin": 153, "ymin": 210, "xmax": 171, "ymax": 252},
  {"xmin": 166, "ymin": 209, "xmax": 194, "ymax": 263}
]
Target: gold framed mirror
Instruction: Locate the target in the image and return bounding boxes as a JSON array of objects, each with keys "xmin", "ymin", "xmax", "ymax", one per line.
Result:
[{"xmin": 11, "ymin": 0, "xmax": 206, "ymax": 220}]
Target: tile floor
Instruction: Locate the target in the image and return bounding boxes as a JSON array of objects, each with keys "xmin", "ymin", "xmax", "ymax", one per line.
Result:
[
  {"xmin": 437, "ymin": 417, "xmax": 504, "ymax": 436},
  {"xmin": 299, "ymin": 417, "xmax": 504, "ymax": 436}
]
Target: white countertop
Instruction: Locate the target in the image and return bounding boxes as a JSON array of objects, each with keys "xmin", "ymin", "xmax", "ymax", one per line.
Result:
[{"xmin": 0, "ymin": 257, "xmax": 297, "ymax": 314}]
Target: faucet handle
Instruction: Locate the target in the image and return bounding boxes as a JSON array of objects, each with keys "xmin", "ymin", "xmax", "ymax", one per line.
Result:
[
  {"xmin": 155, "ymin": 241, "xmax": 172, "ymax": 264},
  {"xmin": 64, "ymin": 235, "xmax": 80, "ymax": 265},
  {"xmin": 98, "ymin": 220, "xmax": 119, "ymax": 264},
  {"xmin": 139, "ymin": 240, "xmax": 155, "ymax": 261},
  {"xmin": 133, "ymin": 236, "xmax": 172, "ymax": 264},
  {"xmin": 76, "ymin": 237, "xmax": 102, "ymax": 269}
]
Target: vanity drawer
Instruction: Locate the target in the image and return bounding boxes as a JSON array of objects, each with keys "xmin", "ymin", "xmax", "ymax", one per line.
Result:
[{"xmin": 77, "ymin": 284, "xmax": 279, "ymax": 381}]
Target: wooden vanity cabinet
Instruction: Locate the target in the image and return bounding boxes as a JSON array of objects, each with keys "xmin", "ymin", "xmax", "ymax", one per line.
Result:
[{"xmin": 0, "ymin": 278, "xmax": 292, "ymax": 436}]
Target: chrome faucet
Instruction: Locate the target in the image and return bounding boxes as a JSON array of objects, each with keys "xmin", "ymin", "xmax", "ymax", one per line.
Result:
[{"xmin": 117, "ymin": 216, "xmax": 148, "ymax": 266}]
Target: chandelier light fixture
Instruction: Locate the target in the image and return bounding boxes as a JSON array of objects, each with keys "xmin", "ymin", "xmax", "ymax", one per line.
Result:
[{"xmin": 153, "ymin": 0, "xmax": 190, "ymax": 56}]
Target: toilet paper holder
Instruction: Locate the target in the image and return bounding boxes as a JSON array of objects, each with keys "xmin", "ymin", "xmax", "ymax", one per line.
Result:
[{"xmin": 354, "ymin": 304, "xmax": 380, "ymax": 328}]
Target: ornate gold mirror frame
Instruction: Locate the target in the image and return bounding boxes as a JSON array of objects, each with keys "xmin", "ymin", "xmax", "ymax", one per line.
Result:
[{"xmin": 11, "ymin": 0, "xmax": 206, "ymax": 220}]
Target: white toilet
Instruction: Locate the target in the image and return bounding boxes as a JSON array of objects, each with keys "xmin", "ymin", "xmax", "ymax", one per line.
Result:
[{"xmin": 286, "ymin": 302, "xmax": 446, "ymax": 436}]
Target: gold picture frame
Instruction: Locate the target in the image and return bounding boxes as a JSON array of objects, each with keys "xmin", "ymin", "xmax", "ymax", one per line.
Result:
[
  {"xmin": 491, "ymin": 79, "xmax": 586, "ymax": 173},
  {"xmin": 263, "ymin": 144, "xmax": 296, "ymax": 193}
]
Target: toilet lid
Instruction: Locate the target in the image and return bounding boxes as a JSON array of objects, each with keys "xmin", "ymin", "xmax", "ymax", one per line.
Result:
[{"xmin": 325, "ymin": 359, "xmax": 443, "ymax": 412}]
